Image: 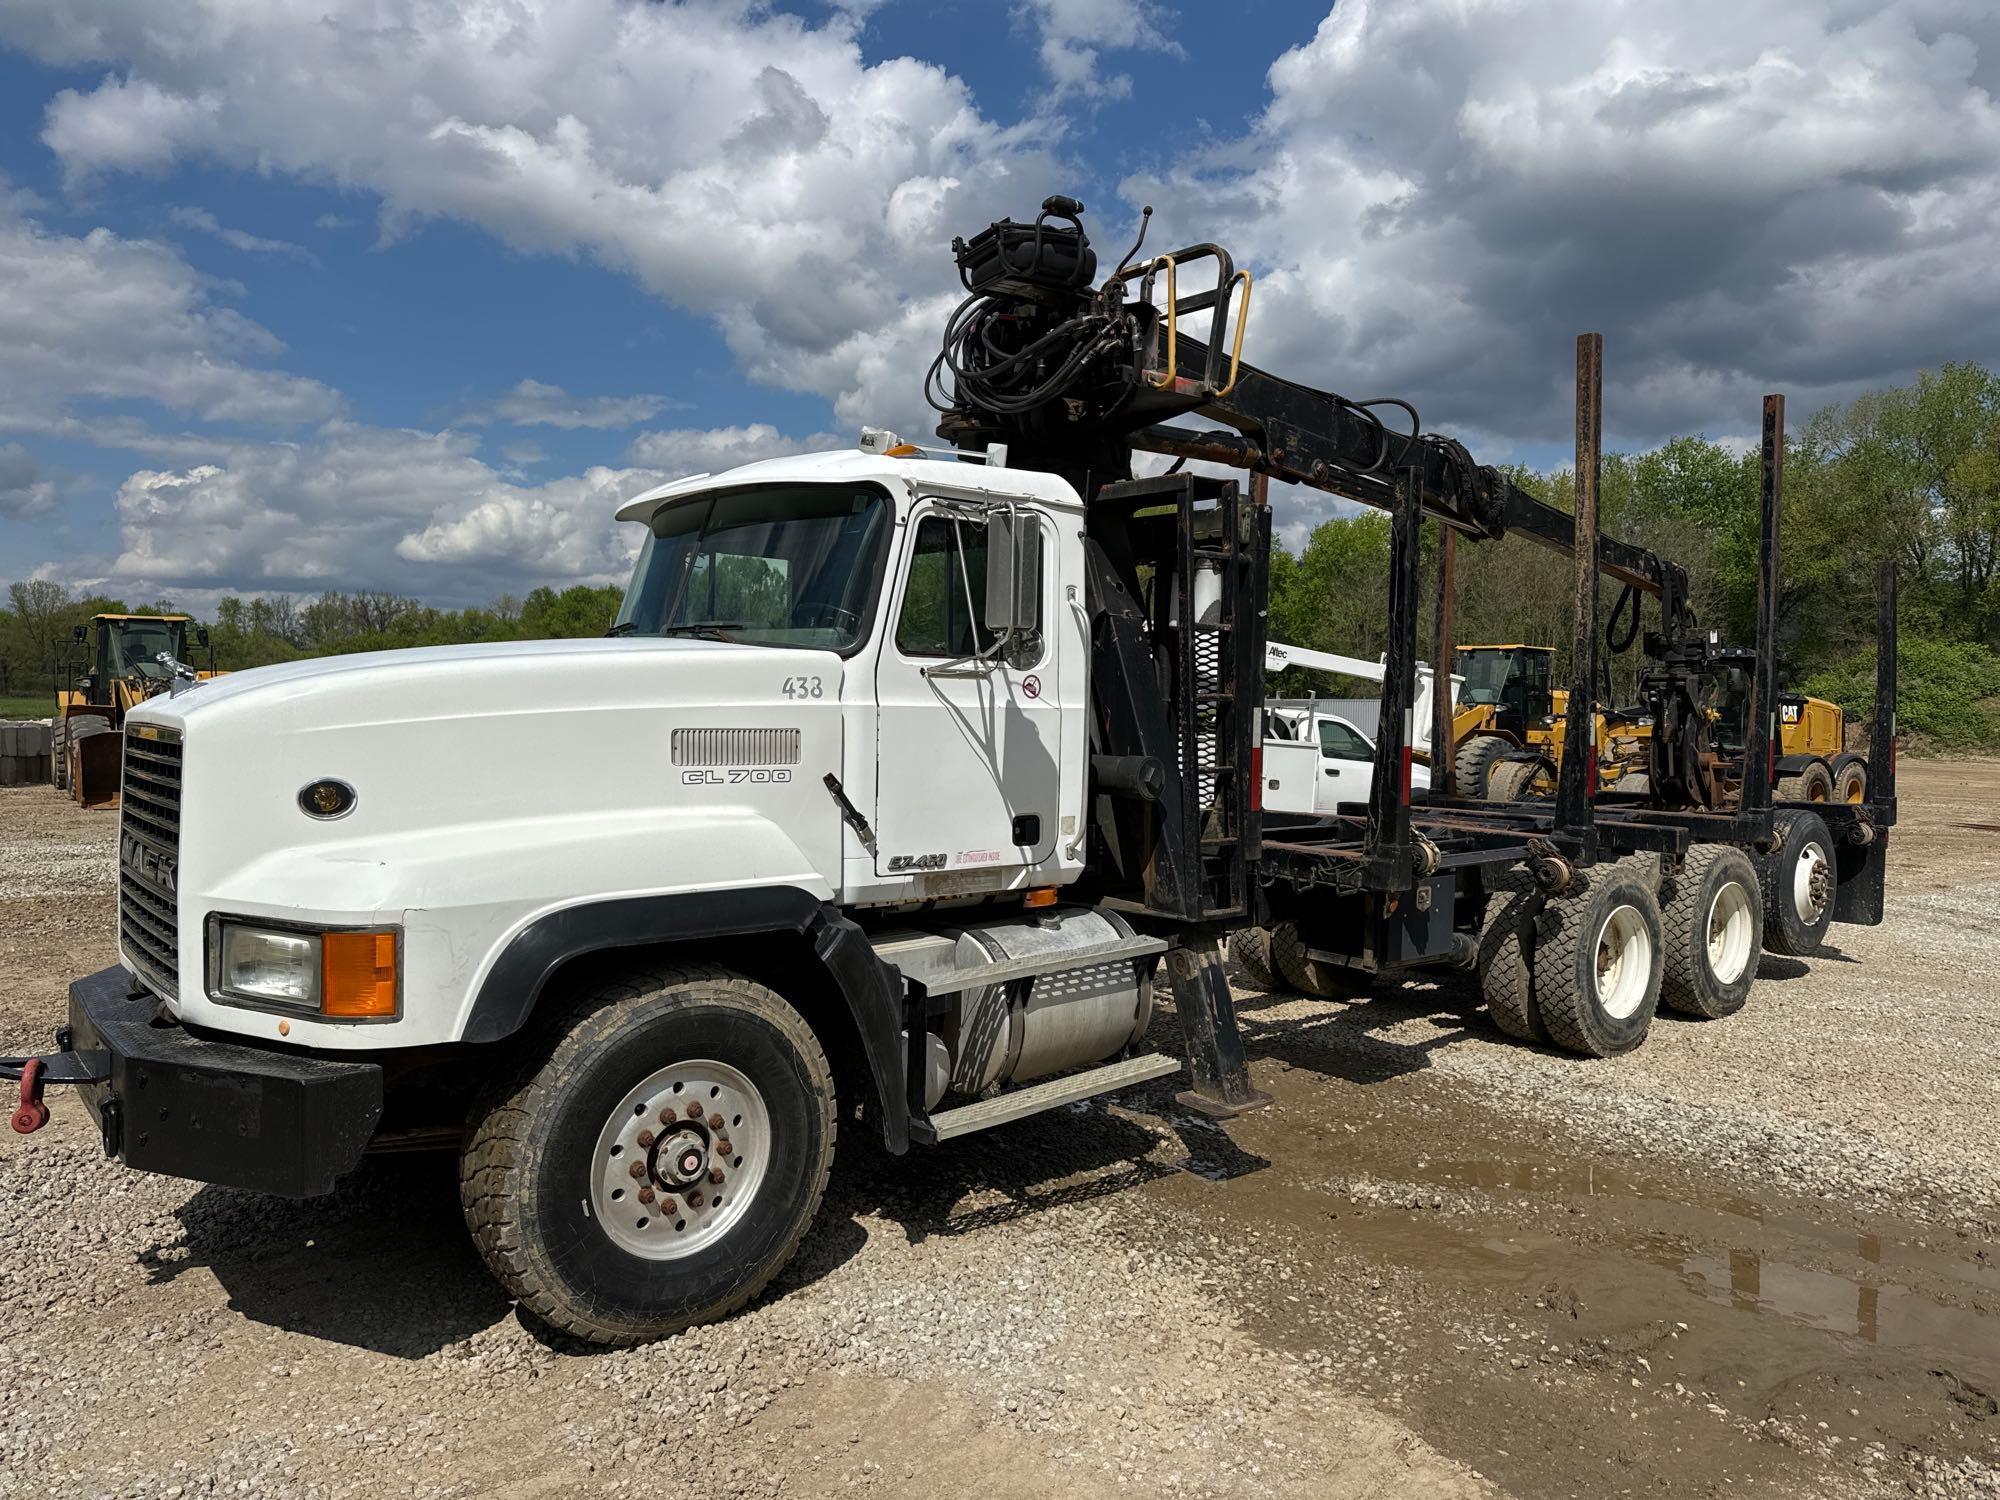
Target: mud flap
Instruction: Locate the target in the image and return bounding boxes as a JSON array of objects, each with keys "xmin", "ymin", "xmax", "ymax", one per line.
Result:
[{"xmin": 1832, "ymin": 828, "xmax": 1886, "ymax": 926}]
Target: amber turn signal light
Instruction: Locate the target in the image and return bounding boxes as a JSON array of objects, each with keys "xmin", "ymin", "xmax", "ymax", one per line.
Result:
[{"xmin": 321, "ymin": 930, "xmax": 398, "ymax": 1018}]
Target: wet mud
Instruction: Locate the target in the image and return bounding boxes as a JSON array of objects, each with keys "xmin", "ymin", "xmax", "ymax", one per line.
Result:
[{"xmin": 1122, "ymin": 1059, "xmax": 2000, "ymax": 1499}]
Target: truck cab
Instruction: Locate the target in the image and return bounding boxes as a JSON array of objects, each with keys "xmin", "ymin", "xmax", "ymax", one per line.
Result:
[{"xmin": 1262, "ymin": 705, "xmax": 1431, "ymax": 818}]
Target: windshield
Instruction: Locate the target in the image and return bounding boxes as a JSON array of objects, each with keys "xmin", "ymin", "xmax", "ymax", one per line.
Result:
[
  {"xmin": 107, "ymin": 619, "xmax": 188, "ymax": 680},
  {"xmin": 614, "ymin": 484, "xmax": 892, "ymax": 651},
  {"xmin": 1455, "ymin": 649, "xmax": 1514, "ymax": 706}
]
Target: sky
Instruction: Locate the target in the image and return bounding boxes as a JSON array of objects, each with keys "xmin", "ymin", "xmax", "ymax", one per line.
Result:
[{"xmin": 1, "ymin": 0, "xmax": 1997, "ymax": 611}]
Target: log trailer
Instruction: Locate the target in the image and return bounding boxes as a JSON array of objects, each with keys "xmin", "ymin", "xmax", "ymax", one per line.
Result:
[{"xmin": 3, "ymin": 197, "xmax": 1897, "ymax": 1344}]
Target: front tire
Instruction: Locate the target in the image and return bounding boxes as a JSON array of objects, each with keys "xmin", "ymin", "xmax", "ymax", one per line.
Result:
[
  {"xmin": 1760, "ymin": 810, "xmax": 1834, "ymax": 956},
  {"xmin": 461, "ymin": 964, "xmax": 835, "ymax": 1346},
  {"xmin": 1454, "ymin": 734, "xmax": 1514, "ymax": 798},
  {"xmin": 1659, "ymin": 846, "xmax": 1763, "ymax": 1018}
]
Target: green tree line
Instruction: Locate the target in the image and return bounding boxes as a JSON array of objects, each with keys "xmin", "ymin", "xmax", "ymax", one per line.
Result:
[
  {"xmin": 1268, "ymin": 362, "xmax": 2000, "ymax": 750},
  {"xmin": 5, "ymin": 363, "xmax": 1997, "ymax": 746},
  {"xmin": 0, "ymin": 581, "xmax": 624, "ymax": 702}
]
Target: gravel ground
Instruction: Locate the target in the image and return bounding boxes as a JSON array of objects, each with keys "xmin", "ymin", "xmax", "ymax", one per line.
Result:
[{"xmin": 2, "ymin": 764, "xmax": 1997, "ymax": 1499}]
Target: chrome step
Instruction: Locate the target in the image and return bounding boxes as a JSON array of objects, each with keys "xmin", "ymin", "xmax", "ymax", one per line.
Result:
[
  {"xmin": 913, "ymin": 935, "xmax": 1167, "ymax": 998},
  {"xmin": 925, "ymin": 1053, "xmax": 1182, "ymax": 1141}
]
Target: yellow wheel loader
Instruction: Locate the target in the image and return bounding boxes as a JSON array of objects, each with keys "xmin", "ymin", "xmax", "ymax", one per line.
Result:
[{"xmin": 53, "ymin": 614, "xmax": 221, "ymax": 807}]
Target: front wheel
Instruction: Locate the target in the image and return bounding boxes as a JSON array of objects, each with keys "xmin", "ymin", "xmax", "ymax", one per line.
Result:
[{"xmin": 461, "ymin": 965, "xmax": 836, "ymax": 1345}]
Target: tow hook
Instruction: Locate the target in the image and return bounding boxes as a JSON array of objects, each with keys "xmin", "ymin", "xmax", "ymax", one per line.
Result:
[
  {"xmin": 3, "ymin": 1033, "xmax": 113, "ymax": 1136},
  {"xmin": 12, "ymin": 1059, "xmax": 48, "ymax": 1134}
]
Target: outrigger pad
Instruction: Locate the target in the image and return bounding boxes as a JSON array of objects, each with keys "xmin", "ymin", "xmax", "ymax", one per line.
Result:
[{"xmin": 1175, "ymin": 1085, "xmax": 1273, "ymax": 1121}]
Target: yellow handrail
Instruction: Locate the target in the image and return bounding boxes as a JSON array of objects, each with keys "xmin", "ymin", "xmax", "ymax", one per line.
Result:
[
  {"xmin": 1147, "ymin": 255, "xmax": 1178, "ymax": 390},
  {"xmin": 1216, "ymin": 269, "xmax": 1253, "ymax": 397}
]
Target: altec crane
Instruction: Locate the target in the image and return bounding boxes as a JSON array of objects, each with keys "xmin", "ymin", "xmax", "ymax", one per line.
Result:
[{"xmin": 4, "ymin": 197, "xmax": 1897, "ymax": 1345}]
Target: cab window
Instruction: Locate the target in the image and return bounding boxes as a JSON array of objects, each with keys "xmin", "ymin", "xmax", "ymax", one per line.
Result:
[
  {"xmin": 1317, "ymin": 718, "xmax": 1374, "ymax": 761},
  {"xmin": 895, "ymin": 513, "xmax": 1043, "ymax": 663}
]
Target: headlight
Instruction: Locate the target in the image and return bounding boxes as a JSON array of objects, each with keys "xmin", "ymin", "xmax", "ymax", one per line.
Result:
[
  {"xmin": 217, "ymin": 924, "xmax": 320, "ymax": 1008},
  {"xmin": 208, "ymin": 921, "xmax": 400, "ymax": 1020}
]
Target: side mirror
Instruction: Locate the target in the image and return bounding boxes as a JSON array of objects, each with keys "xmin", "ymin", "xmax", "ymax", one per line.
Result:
[
  {"xmin": 72, "ymin": 625, "xmax": 87, "ymax": 644},
  {"xmin": 195, "ymin": 626, "xmax": 210, "ymax": 647},
  {"xmin": 983, "ymin": 508, "xmax": 1040, "ymax": 637}
]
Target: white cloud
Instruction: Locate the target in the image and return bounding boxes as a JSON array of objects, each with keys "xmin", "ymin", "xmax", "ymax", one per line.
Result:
[
  {"xmin": 65, "ymin": 419, "xmax": 837, "ymax": 604},
  {"xmin": 1121, "ymin": 0, "xmax": 2000, "ymax": 458},
  {"xmin": 87, "ymin": 422, "xmax": 665, "ymax": 602},
  {"xmin": 41, "ymin": 75, "xmax": 216, "ymax": 177},
  {"xmin": 0, "ymin": 441, "xmax": 57, "ymax": 517},
  {"xmin": 0, "ymin": 204, "xmax": 341, "ymax": 434},
  {"xmin": 3, "ymin": 0, "xmax": 1064, "ymax": 433},
  {"xmin": 626, "ymin": 422, "xmax": 841, "ymax": 476},
  {"xmin": 169, "ymin": 205, "xmax": 318, "ymax": 265},
  {"xmin": 1016, "ymin": 0, "xmax": 1182, "ymax": 99},
  {"xmin": 459, "ymin": 378, "xmax": 667, "ymax": 431}
]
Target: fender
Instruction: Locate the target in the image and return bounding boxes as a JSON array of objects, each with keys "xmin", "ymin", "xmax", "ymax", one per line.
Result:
[
  {"xmin": 1773, "ymin": 753, "xmax": 1824, "ymax": 778},
  {"xmin": 463, "ymin": 886, "xmax": 909, "ymax": 1152}
]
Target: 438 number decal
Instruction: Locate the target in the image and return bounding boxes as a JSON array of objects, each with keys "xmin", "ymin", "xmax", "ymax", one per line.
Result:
[{"xmin": 781, "ymin": 675, "xmax": 824, "ymax": 699}]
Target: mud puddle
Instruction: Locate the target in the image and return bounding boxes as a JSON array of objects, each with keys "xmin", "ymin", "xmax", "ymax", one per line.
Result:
[{"xmin": 1131, "ymin": 1079, "xmax": 2000, "ymax": 1498}]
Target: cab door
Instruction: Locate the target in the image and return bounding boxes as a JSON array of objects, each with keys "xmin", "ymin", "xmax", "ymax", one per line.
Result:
[
  {"xmin": 873, "ymin": 501, "xmax": 1060, "ymax": 883},
  {"xmin": 1314, "ymin": 714, "xmax": 1380, "ymax": 814}
]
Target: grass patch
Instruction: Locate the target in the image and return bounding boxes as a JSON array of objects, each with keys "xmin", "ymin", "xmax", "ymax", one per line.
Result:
[{"xmin": 0, "ymin": 693, "xmax": 55, "ymax": 720}]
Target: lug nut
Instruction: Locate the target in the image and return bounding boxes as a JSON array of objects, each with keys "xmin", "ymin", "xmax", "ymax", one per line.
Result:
[
  {"xmin": 708, "ymin": 1167, "xmax": 725, "ymax": 1185},
  {"xmin": 659, "ymin": 1106, "xmax": 676, "ymax": 1125},
  {"xmin": 686, "ymin": 1190, "xmax": 705, "ymax": 1209},
  {"xmin": 715, "ymin": 1139, "xmax": 732, "ymax": 1156},
  {"xmin": 687, "ymin": 1101, "xmax": 704, "ymax": 1119},
  {"xmin": 637, "ymin": 1186, "xmax": 655, "ymax": 1204},
  {"xmin": 636, "ymin": 1129, "xmax": 655, "ymax": 1148},
  {"xmin": 627, "ymin": 1160, "xmax": 647, "ymax": 1179},
  {"xmin": 708, "ymin": 1113, "xmax": 725, "ymax": 1130}
]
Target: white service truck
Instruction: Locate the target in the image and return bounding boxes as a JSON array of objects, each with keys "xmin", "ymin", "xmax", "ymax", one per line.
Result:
[{"xmin": 5, "ymin": 197, "xmax": 1897, "ymax": 1346}]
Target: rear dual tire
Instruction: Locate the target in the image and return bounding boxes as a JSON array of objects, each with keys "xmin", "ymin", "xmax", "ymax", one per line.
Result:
[
  {"xmin": 1228, "ymin": 926, "xmax": 1280, "ymax": 990},
  {"xmin": 1658, "ymin": 846, "xmax": 1762, "ymax": 1018},
  {"xmin": 1760, "ymin": 810, "xmax": 1835, "ymax": 956},
  {"xmin": 1270, "ymin": 921, "xmax": 1371, "ymax": 999},
  {"xmin": 1477, "ymin": 860, "xmax": 1665, "ymax": 1057}
]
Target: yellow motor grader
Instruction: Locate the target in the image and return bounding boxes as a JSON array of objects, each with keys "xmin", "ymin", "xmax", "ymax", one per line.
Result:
[
  {"xmin": 1446, "ymin": 644, "xmax": 1650, "ymax": 798},
  {"xmin": 53, "ymin": 614, "xmax": 221, "ymax": 807}
]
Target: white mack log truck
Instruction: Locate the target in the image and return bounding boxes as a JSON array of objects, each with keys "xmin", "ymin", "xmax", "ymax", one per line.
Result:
[{"xmin": 4, "ymin": 197, "xmax": 1898, "ymax": 1344}]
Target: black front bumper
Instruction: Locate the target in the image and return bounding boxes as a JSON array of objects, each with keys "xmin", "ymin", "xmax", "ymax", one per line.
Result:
[{"xmin": 60, "ymin": 965, "xmax": 384, "ymax": 1198}]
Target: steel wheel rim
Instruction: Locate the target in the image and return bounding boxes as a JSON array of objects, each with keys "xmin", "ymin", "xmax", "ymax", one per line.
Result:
[
  {"xmin": 1705, "ymin": 880, "xmax": 1754, "ymax": 984},
  {"xmin": 1792, "ymin": 841, "xmax": 1829, "ymax": 924},
  {"xmin": 589, "ymin": 1058, "xmax": 771, "ymax": 1260},
  {"xmin": 1594, "ymin": 903, "xmax": 1653, "ymax": 1021}
]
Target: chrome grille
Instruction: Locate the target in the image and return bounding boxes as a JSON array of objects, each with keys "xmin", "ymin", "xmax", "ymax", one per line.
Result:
[{"xmin": 119, "ymin": 730, "xmax": 182, "ymax": 997}]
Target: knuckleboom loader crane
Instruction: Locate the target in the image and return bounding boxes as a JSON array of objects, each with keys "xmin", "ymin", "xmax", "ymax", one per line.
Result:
[{"xmin": 2, "ymin": 196, "xmax": 1899, "ymax": 1346}]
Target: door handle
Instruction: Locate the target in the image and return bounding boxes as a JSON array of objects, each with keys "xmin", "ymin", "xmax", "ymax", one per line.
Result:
[{"xmin": 1324, "ymin": 767, "xmax": 1339, "ymax": 776}]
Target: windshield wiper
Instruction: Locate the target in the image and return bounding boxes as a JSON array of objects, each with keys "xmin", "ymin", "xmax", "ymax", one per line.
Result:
[
  {"xmin": 605, "ymin": 620, "xmax": 639, "ymax": 637},
  {"xmin": 658, "ymin": 622, "xmax": 751, "ymax": 642}
]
